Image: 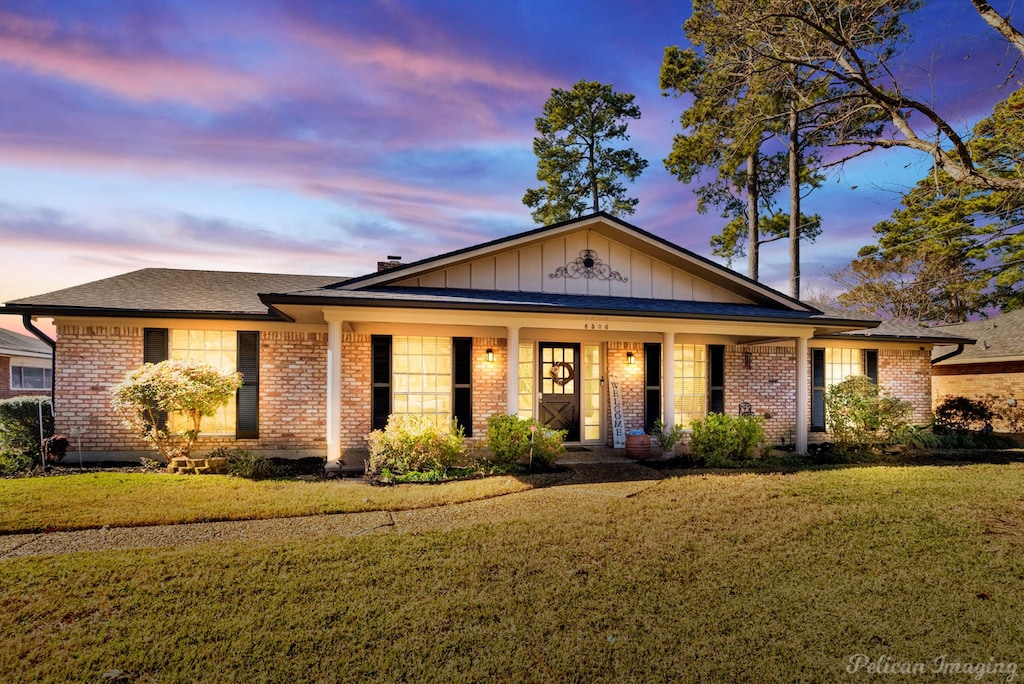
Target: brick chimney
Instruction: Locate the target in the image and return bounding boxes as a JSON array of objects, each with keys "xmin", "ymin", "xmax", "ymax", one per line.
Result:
[{"xmin": 377, "ymin": 255, "xmax": 402, "ymax": 272}]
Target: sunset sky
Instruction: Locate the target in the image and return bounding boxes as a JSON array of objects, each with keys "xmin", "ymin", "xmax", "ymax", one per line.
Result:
[{"xmin": 0, "ymin": 0, "xmax": 1019, "ymax": 334}]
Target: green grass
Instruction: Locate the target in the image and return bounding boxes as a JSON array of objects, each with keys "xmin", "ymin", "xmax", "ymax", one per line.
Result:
[
  {"xmin": 2, "ymin": 463, "xmax": 1024, "ymax": 682},
  {"xmin": 0, "ymin": 470, "xmax": 568, "ymax": 533}
]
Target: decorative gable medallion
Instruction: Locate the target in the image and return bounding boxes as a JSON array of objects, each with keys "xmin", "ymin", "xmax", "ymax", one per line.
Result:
[{"xmin": 549, "ymin": 249, "xmax": 628, "ymax": 283}]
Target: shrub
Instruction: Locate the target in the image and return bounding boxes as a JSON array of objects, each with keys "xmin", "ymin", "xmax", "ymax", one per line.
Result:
[
  {"xmin": 111, "ymin": 360, "xmax": 242, "ymax": 461},
  {"xmin": 365, "ymin": 414, "xmax": 467, "ymax": 480},
  {"xmin": 0, "ymin": 396, "xmax": 52, "ymax": 458},
  {"xmin": 210, "ymin": 447, "xmax": 279, "ymax": 480},
  {"xmin": 934, "ymin": 396, "xmax": 993, "ymax": 435},
  {"xmin": 825, "ymin": 376, "xmax": 912, "ymax": 449},
  {"xmin": 649, "ymin": 419, "xmax": 686, "ymax": 453},
  {"xmin": 483, "ymin": 414, "xmax": 566, "ymax": 469},
  {"xmin": 689, "ymin": 413, "xmax": 765, "ymax": 467},
  {"xmin": 0, "ymin": 449, "xmax": 38, "ymax": 475}
]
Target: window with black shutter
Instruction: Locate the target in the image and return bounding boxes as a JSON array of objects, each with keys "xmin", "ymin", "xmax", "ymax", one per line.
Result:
[
  {"xmin": 143, "ymin": 328, "xmax": 168, "ymax": 430},
  {"xmin": 643, "ymin": 343, "xmax": 661, "ymax": 433},
  {"xmin": 452, "ymin": 337, "xmax": 472, "ymax": 437},
  {"xmin": 864, "ymin": 350, "xmax": 879, "ymax": 384},
  {"xmin": 811, "ymin": 349, "xmax": 826, "ymax": 431},
  {"xmin": 371, "ymin": 335, "xmax": 392, "ymax": 430},
  {"xmin": 709, "ymin": 345, "xmax": 725, "ymax": 414},
  {"xmin": 236, "ymin": 332, "xmax": 259, "ymax": 439}
]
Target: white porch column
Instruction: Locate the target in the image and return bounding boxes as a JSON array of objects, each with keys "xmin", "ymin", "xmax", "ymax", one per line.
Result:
[
  {"xmin": 795, "ymin": 335, "xmax": 809, "ymax": 454},
  {"xmin": 326, "ymin": 320, "xmax": 343, "ymax": 463},
  {"xmin": 506, "ymin": 326, "xmax": 520, "ymax": 415},
  {"xmin": 662, "ymin": 331, "xmax": 676, "ymax": 427}
]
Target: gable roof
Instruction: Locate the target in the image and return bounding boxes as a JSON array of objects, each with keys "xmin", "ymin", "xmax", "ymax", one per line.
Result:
[
  {"xmin": 0, "ymin": 328, "xmax": 51, "ymax": 357},
  {"xmin": 332, "ymin": 213, "xmax": 818, "ymax": 313},
  {"xmin": 932, "ymin": 309, "xmax": 1024, "ymax": 364},
  {"xmin": 2, "ymin": 269, "xmax": 346, "ymax": 320}
]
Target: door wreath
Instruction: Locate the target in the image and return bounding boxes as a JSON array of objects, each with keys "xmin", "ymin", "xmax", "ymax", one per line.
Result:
[{"xmin": 549, "ymin": 361, "xmax": 574, "ymax": 386}]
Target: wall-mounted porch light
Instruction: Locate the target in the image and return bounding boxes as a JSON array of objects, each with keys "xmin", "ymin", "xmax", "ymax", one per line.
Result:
[
  {"xmin": 485, "ymin": 348, "xmax": 495, "ymax": 363},
  {"xmin": 626, "ymin": 351, "xmax": 636, "ymax": 365}
]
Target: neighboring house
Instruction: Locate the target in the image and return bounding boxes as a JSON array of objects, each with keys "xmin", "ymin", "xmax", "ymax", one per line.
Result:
[
  {"xmin": 1, "ymin": 214, "xmax": 967, "ymax": 464},
  {"xmin": 933, "ymin": 308, "xmax": 1024, "ymax": 427},
  {"xmin": 0, "ymin": 327, "xmax": 53, "ymax": 401}
]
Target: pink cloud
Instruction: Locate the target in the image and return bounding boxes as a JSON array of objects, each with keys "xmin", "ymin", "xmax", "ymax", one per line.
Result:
[{"xmin": 0, "ymin": 11, "xmax": 267, "ymax": 109}]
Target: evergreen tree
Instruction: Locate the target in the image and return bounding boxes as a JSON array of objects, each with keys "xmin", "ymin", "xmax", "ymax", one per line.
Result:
[
  {"xmin": 523, "ymin": 80, "xmax": 648, "ymax": 224},
  {"xmin": 834, "ymin": 88, "xmax": 1024, "ymax": 321}
]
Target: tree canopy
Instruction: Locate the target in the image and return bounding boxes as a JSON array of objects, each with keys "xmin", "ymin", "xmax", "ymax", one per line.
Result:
[
  {"xmin": 833, "ymin": 89, "xmax": 1024, "ymax": 323},
  {"xmin": 523, "ymin": 80, "xmax": 648, "ymax": 224}
]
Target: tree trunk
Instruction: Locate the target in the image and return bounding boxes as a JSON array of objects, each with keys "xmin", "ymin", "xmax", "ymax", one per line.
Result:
[
  {"xmin": 747, "ymin": 152, "xmax": 759, "ymax": 281},
  {"xmin": 589, "ymin": 136, "xmax": 599, "ymax": 214},
  {"xmin": 789, "ymin": 101, "xmax": 801, "ymax": 300}
]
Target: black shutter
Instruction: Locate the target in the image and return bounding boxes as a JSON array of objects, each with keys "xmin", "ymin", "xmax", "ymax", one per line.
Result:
[
  {"xmin": 143, "ymin": 328, "xmax": 168, "ymax": 430},
  {"xmin": 452, "ymin": 337, "xmax": 472, "ymax": 437},
  {"xmin": 236, "ymin": 332, "xmax": 259, "ymax": 439},
  {"xmin": 143, "ymin": 328, "xmax": 168, "ymax": 364},
  {"xmin": 709, "ymin": 345, "xmax": 725, "ymax": 414},
  {"xmin": 811, "ymin": 349, "xmax": 826, "ymax": 431},
  {"xmin": 371, "ymin": 335, "xmax": 392, "ymax": 430},
  {"xmin": 644, "ymin": 343, "xmax": 661, "ymax": 433},
  {"xmin": 864, "ymin": 350, "xmax": 879, "ymax": 384}
]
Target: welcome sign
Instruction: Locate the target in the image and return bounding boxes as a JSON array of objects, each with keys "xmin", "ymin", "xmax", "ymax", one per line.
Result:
[{"xmin": 609, "ymin": 379, "xmax": 625, "ymax": 448}]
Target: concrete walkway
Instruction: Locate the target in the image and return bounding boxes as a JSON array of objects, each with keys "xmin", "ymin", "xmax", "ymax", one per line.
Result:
[{"xmin": 0, "ymin": 461, "xmax": 665, "ymax": 560}]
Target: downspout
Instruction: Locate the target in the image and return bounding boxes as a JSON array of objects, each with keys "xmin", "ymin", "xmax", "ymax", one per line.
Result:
[
  {"xmin": 21, "ymin": 315, "xmax": 56, "ymax": 415},
  {"xmin": 931, "ymin": 343, "xmax": 965, "ymax": 365}
]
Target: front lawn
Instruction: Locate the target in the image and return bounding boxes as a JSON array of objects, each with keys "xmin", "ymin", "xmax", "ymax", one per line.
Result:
[
  {"xmin": 0, "ymin": 470, "xmax": 568, "ymax": 534},
  {"xmin": 2, "ymin": 463, "xmax": 1023, "ymax": 682}
]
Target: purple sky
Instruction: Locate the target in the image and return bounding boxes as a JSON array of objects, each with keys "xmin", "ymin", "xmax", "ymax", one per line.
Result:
[{"xmin": 0, "ymin": 0, "xmax": 1019, "ymax": 333}]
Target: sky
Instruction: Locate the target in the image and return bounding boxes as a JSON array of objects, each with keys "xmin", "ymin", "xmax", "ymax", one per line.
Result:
[{"xmin": 0, "ymin": 0, "xmax": 1020, "ymax": 335}]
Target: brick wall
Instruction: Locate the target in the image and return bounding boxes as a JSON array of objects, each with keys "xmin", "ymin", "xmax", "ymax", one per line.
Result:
[
  {"xmin": 339, "ymin": 333, "xmax": 371, "ymax": 450},
  {"xmin": 879, "ymin": 348, "xmax": 933, "ymax": 425},
  {"xmin": 606, "ymin": 341, "xmax": 645, "ymax": 441},
  {"xmin": 54, "ymin": 325, "xmax": 333, "ymax": 456},
  {"xmin": 932, "ymin": 363, "xmax": 1024, "ymax": 432},
  {"xmin": 55, "ymin": 325, "xmax": 149, "ymax": 452},
  {"xmin": 726, "ymin": 345, "xmax": 797, "ymax": 444},
  {"xmin": 471, "ymin": 337, "xmax": 506, "ymax": 439}
]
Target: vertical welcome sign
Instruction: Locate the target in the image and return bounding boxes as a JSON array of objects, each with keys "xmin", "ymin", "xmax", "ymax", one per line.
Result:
[{"xmin": 609, "ymin": 378, "xmax": 625, "ymax": 448}]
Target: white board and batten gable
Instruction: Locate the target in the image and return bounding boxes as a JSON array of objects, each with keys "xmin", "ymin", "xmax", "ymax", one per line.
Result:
[{"xmin": 343, "ymin": 214, "xmax": 804, "ymax": 311}]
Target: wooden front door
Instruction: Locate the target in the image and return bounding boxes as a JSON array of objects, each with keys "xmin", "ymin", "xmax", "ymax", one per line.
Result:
[{"xmin": 539, "ymin": 343, "xmax": 580, "ymax": 442}]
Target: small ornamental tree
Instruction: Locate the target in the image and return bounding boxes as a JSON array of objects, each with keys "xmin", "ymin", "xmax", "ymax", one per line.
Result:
[{"xmin": 111, "ymin": 360, "xmax": 242, "ymax": 461}]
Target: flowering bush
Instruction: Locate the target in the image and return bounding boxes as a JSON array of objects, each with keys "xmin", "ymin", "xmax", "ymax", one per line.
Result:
[
  {"xmin": 111, "ymin": 360, "xmax": 242, "ymax": 461},
  {"xmin": 483, "ymin": 414, "xmax": 565, "ymax": 469},
  {"xmin": 365, "ymin": 414, "xmax": 467, "ymax": 480}
]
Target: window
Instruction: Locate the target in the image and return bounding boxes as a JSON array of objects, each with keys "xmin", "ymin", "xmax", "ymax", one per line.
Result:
[
  {"xmin": 517, "ymin": 342, "xmax": 534, "ymax": 419},
  {"xmin": 11, "ymin": 365, "xmax": 51, "ymax": 390},
  {"xmin": 392, "ymin": 336, "xmax": 452, "ymax": 427},
  {"xmin": 170, "ymin": 329, "xmax": 237, "ymax": 435},
  {"xmin": 811, "ymin": 348, "xmax": 878, "ymax": 431},
  {"xmin": 674, "ymin": 344, "xmax": 707, "ymax": 425},
  {"xmin": 582, "ymin": 344, "xmax": 601, "ymax": 441}
]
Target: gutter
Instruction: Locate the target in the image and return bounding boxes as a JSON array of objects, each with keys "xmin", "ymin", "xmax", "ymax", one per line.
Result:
[
  {"xmin": 932, "ymin": 343, "xmax": 966, "ymax": 365},
  {"xmin": 21, "ymin": 314, "xmax": 56, "ymax": 415}
]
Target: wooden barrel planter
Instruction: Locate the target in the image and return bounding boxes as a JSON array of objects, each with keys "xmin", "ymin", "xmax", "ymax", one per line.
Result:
[{"xmin": 624, "ymin": 433, "xmax": 652, "ymax": 459}]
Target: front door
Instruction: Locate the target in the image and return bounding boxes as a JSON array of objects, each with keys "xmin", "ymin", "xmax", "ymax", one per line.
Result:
[{"xmin": 539, "ymin": 343, "xmax": 580, "ymax": 442}]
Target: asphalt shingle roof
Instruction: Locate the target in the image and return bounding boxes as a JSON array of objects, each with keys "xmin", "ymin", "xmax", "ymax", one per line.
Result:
[
  {"xmin": 269, "ymin": 286, "xmax": 848, "ymax": 323},
  {"xmin": 4, "ymin": 269, "xmax": 347, "ymax": 317},
  {"xmin": 932, "ymin": 309, "xmax": 1024, "ymax": 363},
  {"xmin": 0, "ymin": 328, "xmax": 51, "ymax": 355}
]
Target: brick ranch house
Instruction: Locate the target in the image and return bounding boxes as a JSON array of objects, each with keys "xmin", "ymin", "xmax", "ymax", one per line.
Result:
[
  {"xmin": 0, "ymin": 328, "xmax": 53, "ymax": 401},
  {"xmin": 932, "ymin": 308, "xmax": 1024, "ymax": 430},
  {"xmin": 2, "ymin": 214, "xmax": 969, "ymax": 465}
]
